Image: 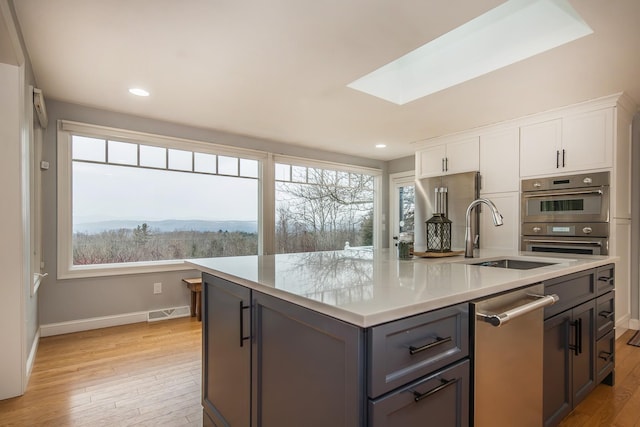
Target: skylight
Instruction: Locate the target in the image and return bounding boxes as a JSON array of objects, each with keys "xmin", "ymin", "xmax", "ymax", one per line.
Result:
[{"xmin": 347, "ymin": 0, "xmax": 593, "ymax": 105}]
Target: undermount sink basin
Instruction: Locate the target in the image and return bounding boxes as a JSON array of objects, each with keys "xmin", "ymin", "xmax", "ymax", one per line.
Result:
[{"xmin": 470, "ymin": 258, "xmax": 556, "ymax": 270}]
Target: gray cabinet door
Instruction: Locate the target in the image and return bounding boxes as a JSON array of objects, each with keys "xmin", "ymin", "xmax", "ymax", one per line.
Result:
[
  {"xmin": 571, "ymin": 300, "xmax": 596, "ymax": 407},
  {"xmin": 252, "ymin": 291, "xmax": 364, "ymax": 427},
  {"xmin": 203, "ymin": 274, "xmax": 251, "ymax": 427},
  {"xmin": 543, "ymin": 312, "xmax": 572, "ymax": 427},
  {"xmin": 543, "ymin": 299, "xmax": 596, "ymax": 427}
]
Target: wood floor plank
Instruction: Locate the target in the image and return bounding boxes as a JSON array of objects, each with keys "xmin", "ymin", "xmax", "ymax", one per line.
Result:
[{"xmin": 0, "ymin": 317, "xmax": 202, "ymax": 427}]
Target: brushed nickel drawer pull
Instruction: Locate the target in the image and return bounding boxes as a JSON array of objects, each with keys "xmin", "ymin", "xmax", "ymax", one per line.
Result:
[{"xmin": 409, "ymin": 336, "xmax": 452, "ymax": 355}]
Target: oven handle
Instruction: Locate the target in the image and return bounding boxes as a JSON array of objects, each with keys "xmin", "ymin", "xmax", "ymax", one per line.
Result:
[
  {"xmin": 522, "ymin": 238, "xmax": 602, "ymax": 246},
  {"xmin": 522, "ymin": 189, "xmax": 603, "ymax": 198}
]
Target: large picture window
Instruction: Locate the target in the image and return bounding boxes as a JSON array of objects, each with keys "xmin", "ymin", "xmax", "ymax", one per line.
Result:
[
  {"xmin": 58, "ymin": 121, "xmax": 381, "ymax": 278},
  {"xmin": 275, "ymin": 161, "xmax": 376, "ymax": 253},
  {"xmin": 58, "ymin": 121, "xmax": 263, "ymax": 278}
]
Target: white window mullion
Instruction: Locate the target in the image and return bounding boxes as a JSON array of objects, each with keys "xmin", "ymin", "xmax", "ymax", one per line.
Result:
[{"xmin": 261, "ymin": 153, "xmax": 276, "ymax": 255}]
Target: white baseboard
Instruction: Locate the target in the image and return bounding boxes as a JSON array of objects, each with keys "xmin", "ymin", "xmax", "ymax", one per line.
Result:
[
  {"xmin": 40, "ymin": 311, "xmax": 148, "ymax": 337},
  {"xmin": 26, "ymin": 328, "xmax": 40, "ymax": 378},
  {"xmin": 629, "ymin": 318, "xmax": 640, "ymax": 330}
]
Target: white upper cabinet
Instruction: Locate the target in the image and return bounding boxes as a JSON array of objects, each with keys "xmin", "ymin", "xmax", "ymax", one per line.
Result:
[
  {"xmin": 416, "ymin": 144, "xmax": 447, "ymax": 178},
  {"xmin": 520, "ymin": 108, "xmax": 614, "ymax": 177},
  {"xmin": 519, "ymin": 119, "xmax": 562, "ymax": 177},
  {"xmin": 416, "ymin": 136, "xmax": 479, "ymax": 179},
  {"xmin": 562, "ymin": 108, "xmax": 613, "ymax": 172},
  {"xmin": 479, "ymin": 128, "xmax": 519, "ymax": 193}
]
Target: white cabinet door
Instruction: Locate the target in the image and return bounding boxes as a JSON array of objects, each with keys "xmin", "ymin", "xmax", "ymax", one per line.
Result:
[
  {"xmin": 479, "ymin": 192, "xmax": 520, "ymax": 251},
  {"xmin": 446, "ymin": 137, "xmax": 479, "ymax": 175},
  {"xmin": 520, "ymin": 119, "xmax": 562, "ymax": 177},
  {"xmin": 480, "ymin": 128, "xmax": 519, "ymax": 193},
  {"xmin": 416, "ymin": 137, "xmax": 479, "ymax": 179},
  {"xmin": 416, "ymin": 145, "xmax": 446, "ymax": 179},
  {"xmin": 562, "ymin": 108, "xmax": 613, "ymax": 172}
]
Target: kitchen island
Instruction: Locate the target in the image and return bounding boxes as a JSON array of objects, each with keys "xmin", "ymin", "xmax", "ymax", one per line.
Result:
[{"xmin": 187, "ymin": 248, "xmax": 617, "ymax": 427}]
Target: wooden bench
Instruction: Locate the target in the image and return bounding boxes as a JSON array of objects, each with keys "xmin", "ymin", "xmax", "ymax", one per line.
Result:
[{"xmin": 182, "ymin": 277, "xmax": 202, "ymax": 321}]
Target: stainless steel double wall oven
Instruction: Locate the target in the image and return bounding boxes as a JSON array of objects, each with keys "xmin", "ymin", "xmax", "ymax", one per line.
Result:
[{"xmin": 521, "ymin": 171, "xmax": 610, "ymax": 255}]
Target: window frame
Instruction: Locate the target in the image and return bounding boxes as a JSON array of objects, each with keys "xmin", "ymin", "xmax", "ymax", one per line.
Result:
[
  {"xmin": 57, "ymin": 120, "xmax": 268, "ymax": 279},
  {"xmin": 57, "ymin": 121, "xmax": 382, "ymax": 279},
  {"xmin": 273, "ymin": 154, "xmax": 382, "ymax": 251}
]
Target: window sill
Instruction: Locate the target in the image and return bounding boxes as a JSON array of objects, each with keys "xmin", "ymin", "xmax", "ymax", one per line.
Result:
[{"xmin": 57, "ymin": 260, "xmax": 195, "ymax": 280}]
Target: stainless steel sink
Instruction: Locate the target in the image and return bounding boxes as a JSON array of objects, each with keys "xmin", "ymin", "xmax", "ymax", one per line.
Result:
[{"xmin": 470, "ymin": 259, "xmax": 555, "ymax": 270}]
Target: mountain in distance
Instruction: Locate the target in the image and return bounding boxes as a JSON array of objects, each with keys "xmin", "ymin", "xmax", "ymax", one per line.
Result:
[{"xmin": 74, "ymin": 219, "xmax": 258, "ymax": 234}]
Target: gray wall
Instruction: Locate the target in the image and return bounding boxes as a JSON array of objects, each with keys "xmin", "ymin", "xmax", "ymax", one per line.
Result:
[
  {"xmin": 40, "ymin": 100, "xmax": 388, "ymax": 324},
  {"xmin": 388, "ymin": 155, "xmax": 414, "ymax": 175}
]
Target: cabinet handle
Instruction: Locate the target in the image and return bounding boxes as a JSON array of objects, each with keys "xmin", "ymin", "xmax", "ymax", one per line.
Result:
[
  {"xmin": 598, "ymin": 351, "xmax": 614, "ymax": 362},
  {"xmin": 409, "ymin": 336, "xmax": 452, "ymax": 355},
  {"xmin": 562, "ymin": 149, "xmax": 566, "ymax": 167},
  {"xmin": 599, "ymin": 310, "xmax": 614, "ymax": 319},
  {"xmin": 569, "ymin": 320, "xmax": 580, "ymax": 356},
  {"xmin": 413, "ymin": 377, "xmax": 458, "ymax": 402},
  {"xmin": 445, "ymin": 157, "xmax": 448, "ymax": 172},
  {"xmin": 577, "ymin": 318, "xmax": 583, "ymax": 355},
  {"xmin": 442, "ymin": 158, "xmax": 445, "ymax": 172},
  {"xmin": 598, "ymin": 276, "xmax": 614, "ymax": 285},
  {"xmin": 239, "ymin": 301, "xmax": 251, "ymax": 347},
  {"xmin": 556, "ymin": 150, "xmax": 560, "ymax": 168}
]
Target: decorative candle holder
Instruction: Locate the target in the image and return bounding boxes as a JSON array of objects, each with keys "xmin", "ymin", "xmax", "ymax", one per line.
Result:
[{"xmin": 426, "ymin": 214, "xmax": 452, "ymax": 253}]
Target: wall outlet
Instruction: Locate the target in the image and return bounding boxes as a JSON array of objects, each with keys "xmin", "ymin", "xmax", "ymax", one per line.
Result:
[{"xmin": 153, "ymin": 282, "xmax": 162, "ymax": 294}]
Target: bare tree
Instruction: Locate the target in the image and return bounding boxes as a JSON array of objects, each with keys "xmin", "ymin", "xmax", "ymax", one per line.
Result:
[{"xmin": 276, "ymin": 168, "xmax": 374, "ymax": 253}]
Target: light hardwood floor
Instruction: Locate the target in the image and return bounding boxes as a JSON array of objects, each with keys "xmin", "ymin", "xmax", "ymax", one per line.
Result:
[
  {"xmin": 0, "ymin": 318, "xmax": 638, "ymax": 426},
  {"xmin": 0, "ymin": 317, "xmax": 202, "ymax": 427}
]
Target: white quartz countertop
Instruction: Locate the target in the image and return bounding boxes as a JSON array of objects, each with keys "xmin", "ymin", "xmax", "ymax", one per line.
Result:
[{"xmin": 186, "ymin": 248, "xmax": 617, "ymax": 328}]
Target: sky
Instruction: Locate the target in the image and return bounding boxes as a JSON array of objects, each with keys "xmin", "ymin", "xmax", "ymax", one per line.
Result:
[{"xmin": 73, "ymin": 162, "xmax": 258, "ymax": 223}]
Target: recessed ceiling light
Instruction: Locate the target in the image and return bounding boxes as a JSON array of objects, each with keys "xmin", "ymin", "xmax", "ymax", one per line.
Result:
[
  {"xmin": 347, "ymin": 0, "xmax": 593, "ymax": 105},
  {"xmin": 129, "ymin": 88, "xmax": 150, "ymax": 97},
  {"xmin": 375, "ymin": 144, "xmax": 387, "ymax": 148}
]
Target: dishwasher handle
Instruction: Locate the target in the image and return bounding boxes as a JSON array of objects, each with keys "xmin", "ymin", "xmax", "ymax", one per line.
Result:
[{"xmin": 477, "ymin": 293, "xmax": 559, "ymax": 327}]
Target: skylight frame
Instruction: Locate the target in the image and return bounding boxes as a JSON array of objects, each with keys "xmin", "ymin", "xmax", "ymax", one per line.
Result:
[{"xmin": 347, "ymin": 0, "xmax": 593, "ymax": 105}]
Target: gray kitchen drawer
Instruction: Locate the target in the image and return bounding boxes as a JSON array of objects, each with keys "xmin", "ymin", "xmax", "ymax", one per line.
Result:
[
  {"xmin": 367, "ymin": 303, "xmax": 468, "ymax": 398},
  {"xmin": 368, "ymin": 359, "xmax": 469, "ymax": 427},
  {"xmin": 595, "ymin": 291, "xmax": 615, "ymax": 340},
  {"xmin": 596, "ymin": 264, "xmax": 615, "ymax": 296},
  {"xmin": 596, "ymin": 329, "xmax": 615, "ymax": 384},
  {"xmin": 544, "ymin": 269, "xmax": 596, "ymax": 319}
]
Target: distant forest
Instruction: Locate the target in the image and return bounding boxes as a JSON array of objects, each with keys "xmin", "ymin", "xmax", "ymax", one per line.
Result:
[
  {"xmin": 73, "ymin": 225, "xmax": 258, "ymax": 264},
  {"xmin": 72, "ymin": 217, "xmax": 373, "ymax": 265}
]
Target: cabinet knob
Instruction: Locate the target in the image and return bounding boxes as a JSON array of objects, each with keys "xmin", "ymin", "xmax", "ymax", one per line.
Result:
[{"xmin": 582, "ymin": 227, "xmax": 593, "ymax": 234}]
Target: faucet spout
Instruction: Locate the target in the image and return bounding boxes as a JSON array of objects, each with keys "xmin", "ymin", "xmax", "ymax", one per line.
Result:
[{"xmin": 464, "ymin": 198, "xmax": 503, "ymax": 258}]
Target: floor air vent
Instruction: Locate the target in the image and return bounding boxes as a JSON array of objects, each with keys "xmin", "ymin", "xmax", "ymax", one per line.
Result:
[{"xmin": 147, "ymin": 306, "xmax": 191, "ymax": 322}]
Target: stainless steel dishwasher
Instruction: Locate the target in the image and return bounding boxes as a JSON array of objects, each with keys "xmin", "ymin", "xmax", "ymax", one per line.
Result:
[{"xmin": 472, "ymin": 284, "xmax": 558, "ymax": 427}]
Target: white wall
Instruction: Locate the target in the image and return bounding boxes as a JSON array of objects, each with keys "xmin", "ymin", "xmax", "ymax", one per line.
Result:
[{"xmin": 0, "ymin": 62, "xmax": 25, "ymax": 399}]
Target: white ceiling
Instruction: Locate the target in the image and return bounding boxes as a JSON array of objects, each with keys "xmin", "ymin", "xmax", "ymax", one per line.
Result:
[{"xmin": 12, "ymin": 0, "xmax": 640, "ymax": 161}]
